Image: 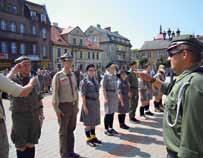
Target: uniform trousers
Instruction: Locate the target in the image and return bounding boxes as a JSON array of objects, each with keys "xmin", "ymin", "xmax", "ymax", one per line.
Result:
[
  {"xmin": 58, "ymin": 102, "xmax": 78, "ymax": 158},
  {"xmin": 0, "ymin": 119, "xmax": 9, "ymax": 158}
]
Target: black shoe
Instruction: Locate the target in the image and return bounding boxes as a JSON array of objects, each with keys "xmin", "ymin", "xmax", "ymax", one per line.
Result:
[
  {"xmin": 145, "ymin": 111, "xmax": 154, "ymax": 116},
  {"xmin": 86, "ymin": 139, "xmax": 96, "ymax": 147},
  {"xmin": 130, "ymin": 118, "xmax": 140, "ymax": 123},
  {"xmin": 109, "ymin": 128, "xmax": 119, "ymax": 135},
  {"xmin": 92, "ymin": 137, "xmax": 102, "ymax": 145},
  {"xmin": 68, "ymin": 152, "xmax": 80, "ymax": 158},
  {"xmin": 120, "ymin": 124, "xmax": 130, "ymax": 129},
  {"xmin": 104, "ymin": 130, "xmax": 113, "ymax": 136}
]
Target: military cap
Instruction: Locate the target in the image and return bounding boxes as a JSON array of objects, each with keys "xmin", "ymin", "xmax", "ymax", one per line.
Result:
[
  {"xmin": 167, "ymin": 34, "xmax": 203, "ymax": 52},
  {"xmin": 60, "ymin": 52, "xmax": 73, "ymax": 61},
  {"xmin": 129, "ymin": 61, "xmax": 137, "ymax": 66},
  {"xmin": 105, "ymin": 62, "xmax": 116, "ymax": 69},
  {"xmin": 14, "ymin": 56, "xmax": 30, "ymax": 64}
]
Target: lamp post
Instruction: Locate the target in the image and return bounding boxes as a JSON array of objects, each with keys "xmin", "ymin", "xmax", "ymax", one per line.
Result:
[{"xmin": 167, "ymin": 28, "xmax": 171, "ymax": 40}]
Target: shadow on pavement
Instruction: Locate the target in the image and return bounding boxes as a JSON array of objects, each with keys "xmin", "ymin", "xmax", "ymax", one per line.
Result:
[
  {"xmin": 129, "ymin": 127, "xmax": 163, "ymax": 137},
  {"xmin": 96, "ymin": 142, "xmax": 151, "ymax": 158},
  {"xmin": 119, "ymin": 132, "xmax": 164, "ymax": 146}
]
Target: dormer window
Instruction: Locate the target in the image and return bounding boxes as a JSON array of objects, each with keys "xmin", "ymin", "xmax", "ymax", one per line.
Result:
[
  {"xmin": 30, "ymin": 11, "xmax": 36, "ymax": 17},
  {"xmin": 41, "ymin": 14, "xmax": 46, "ymax": 22}
]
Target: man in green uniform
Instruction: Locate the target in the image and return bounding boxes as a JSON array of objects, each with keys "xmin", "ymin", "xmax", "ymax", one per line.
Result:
[
  {"xmin": 128, "ymin": 61, "xmax": 139, "ymax": 122},
  {"xmin": 139, "ymin": 35, "xmax": 203, "ymax": 158},
  {"xmin": 0, "ymin": 63, "xmax": 36, "ymax": 158},
  {"xmin": 8, "ymin": 56, "xmax": 44, "ymax": 158}
]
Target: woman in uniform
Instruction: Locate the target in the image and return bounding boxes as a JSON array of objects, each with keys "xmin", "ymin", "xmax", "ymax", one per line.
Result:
[
  {"xmin": 80, "ymin": 64, "xmax": 102, "ymax": 147},
  {"xmin": 102, "ymin": 62, "xmax": 119, "ymax": 136},
  {"xmin": 117, "ymin": 71, "xmax": 130, "ymax": 129}
]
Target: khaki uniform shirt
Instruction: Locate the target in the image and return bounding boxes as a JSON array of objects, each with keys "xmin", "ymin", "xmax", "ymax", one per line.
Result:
[
  {"xmin": 0, "ymin": 74, "xmax": 23, "ymax": 119},
  {"xmin": 52, "ymin": 69, "xmax": 78, "ymax": 113},
  {"xmin": 162, "ymin": 65, "xmax": 203, "ymax": 158}
]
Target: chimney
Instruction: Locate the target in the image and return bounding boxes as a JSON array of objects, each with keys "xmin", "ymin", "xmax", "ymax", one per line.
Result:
[
  {"xmin": 53, "ymin": 22, "xmax": 58, "ymax": 27},
  {"xmin": 105, "ymin": 27, "xmax": 111, "ymax": 32},
  {"xmin": 97, "ymin": 24, "xmax": 101, "ymax": 28}
]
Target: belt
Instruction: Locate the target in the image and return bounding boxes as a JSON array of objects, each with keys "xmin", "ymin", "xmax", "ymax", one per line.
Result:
[
  {"xmin": 59, "ymin": 102, "xmax": 76, "ymax": 106},
  {"xmin": 86, "ymin": 96, "xmax": 98, "ymax": 100},
  {"xmin": 130, "ymin": 87, "xmax": 138, "ymax": 89}
]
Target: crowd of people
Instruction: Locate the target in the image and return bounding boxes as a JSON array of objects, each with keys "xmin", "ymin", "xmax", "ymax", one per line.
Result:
[{"xmin": 0, "ymin": 34, "xmax": 203, "ymax": 158}]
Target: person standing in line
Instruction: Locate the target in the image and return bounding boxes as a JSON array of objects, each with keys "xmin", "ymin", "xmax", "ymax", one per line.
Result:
[
  {"xmin": 127, "ymin": 61, "xmax": 140, "ymax": 123},
  {"xmin": 8, "ymin": 56, "xmax": 44, "ymax": 158},
  {"xmin": 102, "ymin": 62, "xmax": 119, "ymax": 136},
  {"xmin": 0, "ymin": 64, "xmax": 36, "ymax": 158},
  {"xmin": 52, "ymin": 53, "xmax": 80, "ymax": 158},
  {"xmin": 139, "ymin": 63, "xmax": 154, "ymax": 118},
  {"xmin": 153, "ymin": 64, "xmax": 166, "ymax": 112},
  {"xmin": 117, "ymin": 71, "xmax": 131, "ymax": 129},
  {"xmin": 80, "ymin": 64, "xmax": 102, "ymax": 147},
  {"xmin": 138, "ymin": 35, "xmax": 203, "ymax": 158}
]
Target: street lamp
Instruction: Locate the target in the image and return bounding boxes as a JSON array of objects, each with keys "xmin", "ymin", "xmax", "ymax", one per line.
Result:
[{"xmin": 167, "ymin": 28, "xmax": 171, "ymax": 40}]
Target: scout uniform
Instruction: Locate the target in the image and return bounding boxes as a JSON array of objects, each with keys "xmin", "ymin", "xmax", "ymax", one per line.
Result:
[
  {"xmin": 52, "ymin": 53, "xmax": 79, "ymax": 158},
  {"xmin": 162, "ymin": 35, "xmax": 203, "ymax": 158},
  {"xmin": 128, "ymin": 65, "xmax": 139, "ymax": 122},
  {"xmin": 117, "ymin": 72, "xmax": 130, "ymax": 129},
  {"xmin": 80, "ymin": 68, "xmax": 102, "ymax": 147},
  {"xmin": 0, "ymin": 74, "xmax": 23, "ymax": 158},
  {"xmin": 80, "ymin": 76, "xmax": 100, "ymax": 126},
  {"xmin": 102, "ymin": 63, "xmax": 119, "ymax": 136}
]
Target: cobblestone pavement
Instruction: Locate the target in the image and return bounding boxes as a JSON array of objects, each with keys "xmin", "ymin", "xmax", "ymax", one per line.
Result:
[{"xmin": 4, "ymin": 89, "xmax": 166, "ymax": 158}]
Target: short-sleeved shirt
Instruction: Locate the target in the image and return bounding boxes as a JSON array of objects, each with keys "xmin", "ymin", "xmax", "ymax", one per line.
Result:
[{"xmin": 0, "ymin": 74, "xmax": 23, "ymax": 119}]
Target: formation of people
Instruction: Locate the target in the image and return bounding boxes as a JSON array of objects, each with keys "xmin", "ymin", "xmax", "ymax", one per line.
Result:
[{"xmin": 0, "ymin": 34, "xmax": 203, "ymax": 158}]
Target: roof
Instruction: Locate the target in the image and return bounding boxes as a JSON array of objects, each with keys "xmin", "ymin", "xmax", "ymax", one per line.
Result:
[
  {"xmin": 61, "ymin": 26, "xmax": 75, "ymax": 35},
  {"xmin": 90, "ymin": 25, "xmax": 130, "ymax": 42},
  {"xmin": 140, "ymin": 40, "xmax": 170, "ymax": 51},
  {"xmin": 25, "ymin": 1, "xmax": 46, "ymax": 13},
  {"xmin": 51, "ymin": 26, "xmax": 69, "ymax": 46}
]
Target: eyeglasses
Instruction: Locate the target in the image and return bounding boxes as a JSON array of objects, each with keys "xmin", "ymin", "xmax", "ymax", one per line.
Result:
[{"xmin": 167, "ymin": 49, "xmax": 186, "ymax": 57}]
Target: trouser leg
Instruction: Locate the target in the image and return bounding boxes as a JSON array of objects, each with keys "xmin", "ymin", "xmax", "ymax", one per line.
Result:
[{"xmin": 0, "ymin": 121, "xmax": 9, "ymax": 158}]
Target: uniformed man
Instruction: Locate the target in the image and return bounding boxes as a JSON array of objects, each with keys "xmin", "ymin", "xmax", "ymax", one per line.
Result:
[
  {"xmin": 128, "ymin": 61, "xmax": 139, "ymax": 122},
  {"xmin": 0, "ymin": 66, "xmax": 36, "ymax": 158},
  {"xmin": 8, "ymin": 56, "xmax": 44, "ymax": 158},
  {"xmin": 52, "ymin": 53, "xmax": 80, "ymax": 158},
  {"xmin": 138, "ymin": 35, "xmax": 203, "ymax": 158},
  {"xmin": 80, "ymin": 64, "xmax": 102, "ymax": 147}
]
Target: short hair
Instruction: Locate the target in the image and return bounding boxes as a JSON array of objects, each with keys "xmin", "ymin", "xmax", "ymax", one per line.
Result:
[{"xmin": 86, "ymin": 64, "xmax": 95, "ymax": 71}]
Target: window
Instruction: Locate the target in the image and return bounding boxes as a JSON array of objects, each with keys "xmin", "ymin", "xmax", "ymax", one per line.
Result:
[
  {"xmin": 96, "ymin": 52, "xmax": 99, "ymax": 60},
  {"xmin": 43, "ymin": 46, "xmax": 46, "ymax": 57},
  {"xmin": 57, "ymin": 48, "xmax": 61, "ymax": 57},
  {"xmin": 30, "ymin": 11, "xmax": 36, "ymax": 17},
  {"xmin": 79, "ymin": 39, "xmax": 83, "ymax": 46},
  {"xmin": 1, "ymin": 42, "xmax": 8, "ymax": 53},
  {"xmin": 42, "ymin": 28, "xmax": 47, "ymax": 38},
  {"xmin": 92, "ymin": 52, "xmax": 95, "ymax": 59},
  {"xmin": 32, "ymin": 44, "xmax": 36, "ymax": 54},
  {"xmin": 32, "ymin": 25, "xmax": 36, "ymax": 35},
  {"xmin": 10, "ymin": 22, "xmax": 16, "ymax": 32},
  {"xmin": 11, "ymin": 42, "xmax": 17, "ymax": 54},
  {"xmin": 20, "ymin": 43, "xmax": 25, "ymax": 54},
  {"xmin": 73, "ymin": 38, "xmax": 76, "ymax": 45},
  {"xmin": 88, "ymin": 52, "xmax": 90, "ymax": 59},
  {"xmin": 80, "ymin": 51, "xmax": 83, "ymax": 59},
  {"xmin": 11, "ymin": 6, "xmax": 17, "ymax": 14},
  {"xmin": 40, "ymin": 14, "xmax": 46, "ymax": 22},
  {"xmin": 0, "ymin": 20, "xmax": 6, "ymax": 30},
  {"xmin": 20, "ymin": 23, "xmax": 25, "ymax": 34}
]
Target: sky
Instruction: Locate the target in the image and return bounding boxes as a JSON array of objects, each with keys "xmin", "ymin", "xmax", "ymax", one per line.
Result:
[{"xmin": 28, "ymin": 0, "xmax": 203, "ymax": 49}]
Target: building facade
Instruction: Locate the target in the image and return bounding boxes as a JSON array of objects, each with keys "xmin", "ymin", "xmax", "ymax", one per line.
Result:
[
  {"xmin": 0, "ymin": 0, "xmax": 51, "ymax": 71},
  {"xmin": 51, "ymin": 24, "xmax": 103, "ymax": 71},
  {"xmin": 85, "ymin": 25, "xmax": 132, "ymax": 70}
]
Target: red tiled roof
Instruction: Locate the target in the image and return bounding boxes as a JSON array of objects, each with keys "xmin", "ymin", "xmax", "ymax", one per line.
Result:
[
  {"xmin": 154, "ymin": 34, "xmax": 164, "ymax": 40},
  {"xmin": 51, "ymin": 26, "xmax": 69, "ymax": 46}
]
